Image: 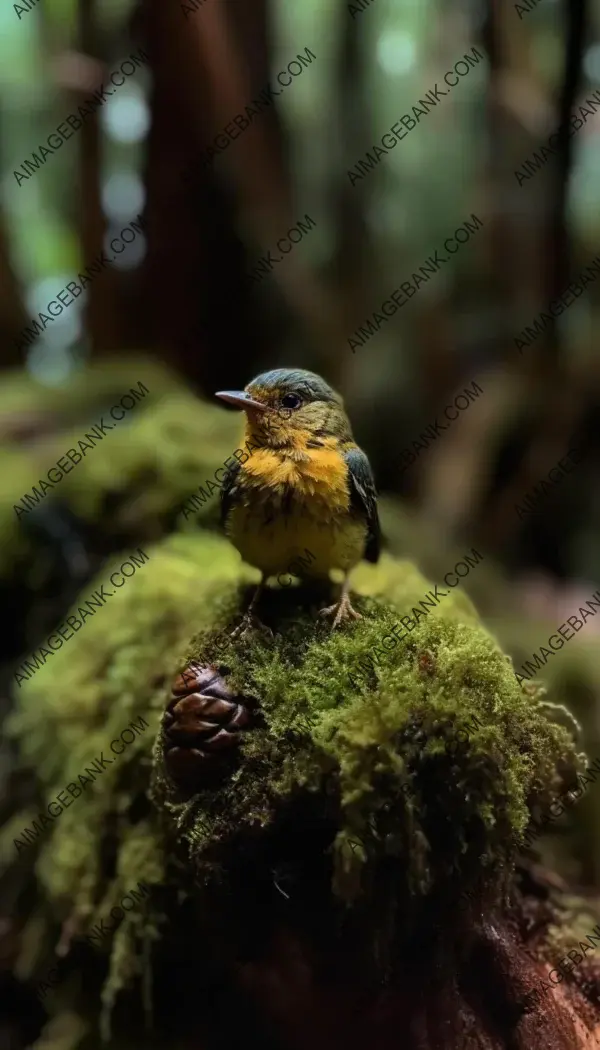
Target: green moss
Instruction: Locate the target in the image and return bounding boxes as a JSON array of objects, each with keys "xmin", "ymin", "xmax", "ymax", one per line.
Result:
[
  {"xmin": 152, "ymin": 553, "xmax": 584, "ymax": 908},
  {"xmin": 0, "ymin": 361, "xmax": 244, "ymax": 584},
  {"xmin": 9, "ymin": 531, "xmax": 254, "ymax": 842},
  {"xmin": 0, "ymin": 357, "xmax": 181, "ymax": 421},
  {"xmin": 7, "ymin": 538, "xmax": 250, "ymax": 927},
  {"xmin": 5, "ymin": 539, "xmax": 584, "ymax": 1044},
  {"xmin": 380, "ymin": 497, "xmax": 600, "ymax": 888},
  {"xmin": 0, "ymin": 357, "xmax": 184, "ymax": 581},
  {"xmin": 57, "ymin": 389, "xmax": 241, "ymax": 537}
]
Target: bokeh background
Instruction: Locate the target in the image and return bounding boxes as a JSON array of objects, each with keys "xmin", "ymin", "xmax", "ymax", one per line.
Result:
[{"xmin": 2, "ymin": 0, "xmax": 600, "ymax": 1026}]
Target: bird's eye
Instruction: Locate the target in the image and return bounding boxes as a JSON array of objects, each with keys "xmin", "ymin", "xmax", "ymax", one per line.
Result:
[{"xmin": 281, "ymin": 393, "xmax": 302, "ymax": 410}]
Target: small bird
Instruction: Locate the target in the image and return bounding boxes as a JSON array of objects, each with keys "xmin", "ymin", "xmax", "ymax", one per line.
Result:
[{"xmin": 215, "ymin": 368, "xmax": 380, "ymax": 632}]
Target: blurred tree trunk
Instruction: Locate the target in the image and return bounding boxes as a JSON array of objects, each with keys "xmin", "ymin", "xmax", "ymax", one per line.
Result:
[
  {"xmin": 78, "ymin": 0, "xmax": 121, "ymax": 355},
  {"xmin": 136, "ymin": 0, "xmax": 270, "ymax": 390},
  {"xmin": 546, "ymin": 0, "xmax": 587, "ymax": 335},
  {"xmin": 330, "ymin": 0, "xmax": 372, "ymax": 393},
  {"xmin": 137, "ymin": 0, "xmax": 350, "ymax": 396},
  {"xmin": 478, "ymin": 0, "xmax": 588, "ymax": 555},
  {"xmin": 0, "ymin": 209, "xmax": 29, "ymax": 368}
]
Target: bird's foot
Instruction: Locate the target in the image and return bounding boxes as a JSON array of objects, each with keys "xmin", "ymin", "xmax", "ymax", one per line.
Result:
[
  {"xmin": 230, "ymin": 611, "xmax": 273, "ymax": 641},
  {"xmin": 318, "ymin": 592, "xmax": 363, "ymax": 629}
]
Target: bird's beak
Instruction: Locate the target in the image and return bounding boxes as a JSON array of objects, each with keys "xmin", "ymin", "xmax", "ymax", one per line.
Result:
[{"xmin": 215, "ymin": 390, "xmax": 267, "ymax": 413}]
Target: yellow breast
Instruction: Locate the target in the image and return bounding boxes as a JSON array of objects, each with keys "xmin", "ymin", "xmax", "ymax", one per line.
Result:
[
  {"xmin": 244, "ymin": 438, "xmax": 349, "ymax": 504},
  {"xmin": 226, "ymin": 437, "xmax": 367, "ymax": 579}
]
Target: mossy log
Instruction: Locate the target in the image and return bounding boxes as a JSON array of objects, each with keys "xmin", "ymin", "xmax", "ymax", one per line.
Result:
[{"xmin": 3, "ymin": 533, "xmax": 600, "ymax": 1050}]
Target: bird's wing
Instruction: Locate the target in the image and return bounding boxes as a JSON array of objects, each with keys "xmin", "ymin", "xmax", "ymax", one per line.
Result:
[
  {"xmin": 344, "ymin": 446, "xmax": 381, "ymax": 564},
  {"xmin": 219, "ymin": 458, "xmax": 241, "ymax": 529}
]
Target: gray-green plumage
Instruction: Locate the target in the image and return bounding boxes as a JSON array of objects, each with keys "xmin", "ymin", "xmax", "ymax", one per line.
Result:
[{"xmin": 343, "ymin": 446, "xmax": 381, "ymax": 563}]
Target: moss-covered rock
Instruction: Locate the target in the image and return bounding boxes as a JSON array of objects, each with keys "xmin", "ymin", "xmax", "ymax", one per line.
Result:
[
  {"xmin": 54, "ymin": 389, "xmax": 240, "ymax": 540},
  {"xmin": 152, "ymin": 553, "xmax": 584, "ymax": 910},
  {"xmin": 3, "ymin": 532, "xmax": 255, "ymax": 1040},
  {"xmin": 0, "ymin": 361, "xmax": 245, "ymax": 639},
  {"xmin": 379, "ymin": 497, "xmax": 600, "ymax": 894},
  {"xmin": 6, "ymin": 378, "xmax": 242, "ymax": 548},
  {"xmin": 3, "ymin": 532, "xmax": 588, "ymax": 1048}
]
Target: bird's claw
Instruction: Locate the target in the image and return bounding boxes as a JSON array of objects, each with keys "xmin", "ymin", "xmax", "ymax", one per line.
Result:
[
  {"xmin": 319, "ymin": 594, "xmax": 363, "ymax": 629},
  {"xmin": 230, "ymin": 612, "xmax": 273, "ymax": 641}
]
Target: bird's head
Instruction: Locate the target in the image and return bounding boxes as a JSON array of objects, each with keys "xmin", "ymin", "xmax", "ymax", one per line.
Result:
[{"xmin": 215, "ymin": 368, "xmax": 352, "ymax": 448}]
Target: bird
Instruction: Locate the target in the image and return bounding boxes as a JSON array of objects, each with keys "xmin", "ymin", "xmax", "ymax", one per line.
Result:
[{"xmin": 215, "ymin": 368, "xmax": 380, "ymax": 633}]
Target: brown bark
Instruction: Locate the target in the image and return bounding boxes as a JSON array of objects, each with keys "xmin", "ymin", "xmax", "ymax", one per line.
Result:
[{"xmin": 235, "ymin": 916, "xmax": 600, "ymax": 1050}]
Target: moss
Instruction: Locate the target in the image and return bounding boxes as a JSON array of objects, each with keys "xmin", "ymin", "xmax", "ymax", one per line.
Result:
[
  {"xmin": 9, "ymin": 532, "xmax": 254, "ymax": 855},
  {"xmin": 6, "ymin": 532, "xmax": 255, "ymax": 1020},
  {"xmin": 380, "ymin": 497, "xmax": 600, "ymax": 889},
  {"xmin": 0, "ymin": 357, "xmax": 185, "ymax": 582},
  {"xmin": 378, "ymin": 496, "xmax": 515, "ymax": 620},
  {"xmin": 5, "ymin": 538, "xmax": 585, "ymax": 1045},
  {"xmin": 516, "ymin": 881, "xmax": 600, "ymax": 1015},
  {"xmin": 152, "ymin": 553, "xmax": 584, "ymax": 908},
  {"xmin": 0, "ymin": 361, "xmax": 244, "ymax": 586},
  {"xmin": 0, "ymin": 357, "xmax": 181, "ymax": 421},
  {"xmin": 57, "ymin": 389, "xmax": 241, "ymax": 538}
]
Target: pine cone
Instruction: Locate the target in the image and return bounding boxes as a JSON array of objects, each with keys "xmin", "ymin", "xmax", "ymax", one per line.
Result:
[{"xmin": 163, "ymin": 663, "xmax": 254, "ymax": 790}]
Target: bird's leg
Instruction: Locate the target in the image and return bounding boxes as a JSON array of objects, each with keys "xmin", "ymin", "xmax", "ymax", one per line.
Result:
[
  {"xmin": 319, "ymin": 574, "xmax": 362, "ymax": 629},
  {"xmin": 230, "ymin": 577, "xmax": 273, "ymax": 639}
]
